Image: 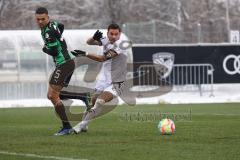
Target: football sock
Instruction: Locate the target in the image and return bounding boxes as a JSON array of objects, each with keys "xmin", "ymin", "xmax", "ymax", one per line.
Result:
[
  {"xmin": 59, "ymin": 91, "xmax": 89, "ymax": 101},
  {"xmin": 55, "ymin": 101, "xmax": 72, "ymax": 129},
  {"xmin": 80, "ymin": 99, "xmax": 105, "ymax": 128}
]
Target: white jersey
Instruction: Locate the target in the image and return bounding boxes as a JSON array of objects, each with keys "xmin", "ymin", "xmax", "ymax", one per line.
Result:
[
  {"xmin": 99, "ymin": 37, "xmax": 127, "ymax": 83},
  {"xmin": 95, "ymin": 37, "xmax": 127, "ymax": 92}
]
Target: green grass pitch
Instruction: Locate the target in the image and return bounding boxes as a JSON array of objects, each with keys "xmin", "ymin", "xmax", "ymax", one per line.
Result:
[{"xmin": 0, "ymin": 103, "xmax": 240, "ymax": 160}]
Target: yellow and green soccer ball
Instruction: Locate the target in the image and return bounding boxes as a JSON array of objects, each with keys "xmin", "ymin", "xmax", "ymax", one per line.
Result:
[{"xmin": 158, "ymin": 118, "xmax": 175, "ymax": 134}]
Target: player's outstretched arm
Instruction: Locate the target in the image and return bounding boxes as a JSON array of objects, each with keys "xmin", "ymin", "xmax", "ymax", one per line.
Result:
[
  {"xmin": 71, "ymin": 50, "xmax": 105, "ymax": 62},
  {"xmin": 71, "ymin": 49, "xmax": 118, "ymax": 62}
]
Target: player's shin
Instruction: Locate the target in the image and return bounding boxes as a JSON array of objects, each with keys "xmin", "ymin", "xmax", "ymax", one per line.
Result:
[
  {"xmin": 73, "ymin": 99, "xmax": 105, "ymax": 133},
  {"xmin": 82, "ymin": 99, "xmax": 105, "ymax": 123},
  {"xmin": 55, "ymin": 101, "xmax": 72, "ymax": 129}
]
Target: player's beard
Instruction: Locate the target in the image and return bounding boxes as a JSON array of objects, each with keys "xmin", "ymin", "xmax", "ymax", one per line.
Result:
[
  {"xmin": 39, "ymin": 23, "xmax": 46, "ymax": 29},
  {"xmin": 109, "ymin": 38, "xmax": 118, "ymax": 44}
]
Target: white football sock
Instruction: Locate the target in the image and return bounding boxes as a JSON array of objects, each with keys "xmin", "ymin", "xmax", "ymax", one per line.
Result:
[{"xmin": 79, "ymin": 99, "xmax": 105, "ymax": 129}]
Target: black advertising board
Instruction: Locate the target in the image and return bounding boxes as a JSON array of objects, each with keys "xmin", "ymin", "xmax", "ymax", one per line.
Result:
[{"xmin": 132, "ymin": 44, "xmax": 240, "ymax": 83}]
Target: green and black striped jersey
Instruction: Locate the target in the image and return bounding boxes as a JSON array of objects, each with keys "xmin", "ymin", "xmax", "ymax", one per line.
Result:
[{"xmin": 41, "ymin": 21, "xmax": 74, "ymax": 66}]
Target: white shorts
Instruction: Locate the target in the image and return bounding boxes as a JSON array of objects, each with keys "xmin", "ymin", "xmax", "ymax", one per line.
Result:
[{"xmin": 95, "ymin": 81, "xmax": 125, "ymax": 97}]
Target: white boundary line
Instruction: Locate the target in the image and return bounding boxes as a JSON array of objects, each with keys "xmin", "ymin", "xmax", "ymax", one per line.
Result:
[{"xmin": 0, "ymin": 150, "xmax": 88, "ymax": 160}]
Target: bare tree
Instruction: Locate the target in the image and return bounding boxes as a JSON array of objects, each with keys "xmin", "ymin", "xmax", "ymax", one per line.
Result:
[{"xmin": 0, "ymin": 0, "xmax": 239, "ymax": 43}]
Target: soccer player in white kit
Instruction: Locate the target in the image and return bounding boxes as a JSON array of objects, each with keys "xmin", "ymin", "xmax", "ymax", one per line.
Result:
[{"xmin": 71, "ymin": 23, "xmax": 128, "ymax": 133}]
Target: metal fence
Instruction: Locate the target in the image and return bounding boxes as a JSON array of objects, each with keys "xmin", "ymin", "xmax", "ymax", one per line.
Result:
[
  {"xmin": 137, "ymin": 63, "xmax": 214, "ymax": 96},
  {"xmin": 122, "ymin": 20, "xmax": 229, "ymax": 44},
  {"xmin": 0, "ymin": 63, "xmax": 214, "ymax": 100}
]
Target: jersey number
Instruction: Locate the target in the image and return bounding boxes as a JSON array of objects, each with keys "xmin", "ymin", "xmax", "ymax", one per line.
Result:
[{"xmin": 54, "ymin": 69, "xmax": 61, "ymax": 83}]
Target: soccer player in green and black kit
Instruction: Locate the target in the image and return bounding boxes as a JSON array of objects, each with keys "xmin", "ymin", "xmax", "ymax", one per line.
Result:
[{"xmin": 35, "ymin": 7, "xmax": 90, "ymax": 136}]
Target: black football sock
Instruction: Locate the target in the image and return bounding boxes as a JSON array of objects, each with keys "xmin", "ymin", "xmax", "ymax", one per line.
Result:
[
  {"xmin": 55, "ymin": 101, "xmax": 72, "ymax": 129},
  {"xmin": 59, "ymin": 91, "xmax": 88, "ymax": 101}
]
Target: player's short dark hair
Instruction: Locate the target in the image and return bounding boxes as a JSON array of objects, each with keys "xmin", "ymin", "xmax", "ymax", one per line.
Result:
[
  {"xmin": 35, "ymin": 7, "xmax": 48, "ymax": 14},
  {"xmin": 107, "ymin": 23, "xmax": 121, "ymax": 32}
]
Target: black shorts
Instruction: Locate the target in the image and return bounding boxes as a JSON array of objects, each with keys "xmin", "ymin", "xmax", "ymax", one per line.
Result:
[{"xmin": 49, "ymin": 59, "xmax": 75, "ymax": 87}]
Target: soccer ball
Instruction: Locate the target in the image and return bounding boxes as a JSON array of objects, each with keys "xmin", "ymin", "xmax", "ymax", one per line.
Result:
[{"xmin": 158, "ymin": 118, "xmax": 175, "ymax": 134}]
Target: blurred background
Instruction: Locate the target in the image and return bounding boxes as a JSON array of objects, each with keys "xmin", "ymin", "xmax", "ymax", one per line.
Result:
[{"xmin": 0, "ymin": 0, "xmax": 239, "ymax": 44}]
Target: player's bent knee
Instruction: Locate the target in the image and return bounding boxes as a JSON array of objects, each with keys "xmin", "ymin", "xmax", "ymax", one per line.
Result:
[
  {"xmin": 47, "ymin": 93, "xmax": 52, "ymax": 100},
  {"xmin": 47, "ymin": 92, "xmax": 56, "ymax": 101},
  {"xmin": 95, "ymin": 98, "xmax": 105, "ymax": 105}
]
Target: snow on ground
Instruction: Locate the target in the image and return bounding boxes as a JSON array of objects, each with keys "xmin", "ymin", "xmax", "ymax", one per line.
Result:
[{"xmin": 0, "ymin": 84, "xmax": 240, "ymax": 108}]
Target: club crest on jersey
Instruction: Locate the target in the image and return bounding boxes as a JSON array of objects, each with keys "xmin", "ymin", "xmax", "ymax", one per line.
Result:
[{"xmin": 106, "ymin": 52, "xmax": 112, "ymax": 58}]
